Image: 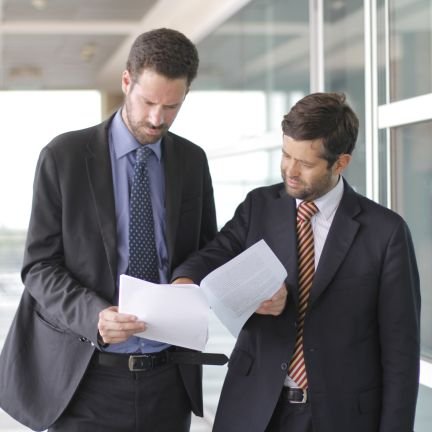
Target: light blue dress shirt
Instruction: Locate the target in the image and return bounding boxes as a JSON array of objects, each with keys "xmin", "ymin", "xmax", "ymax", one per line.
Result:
[{"xmin": 106, "ymin": 109, "xmax": 169, "ymax": 353}]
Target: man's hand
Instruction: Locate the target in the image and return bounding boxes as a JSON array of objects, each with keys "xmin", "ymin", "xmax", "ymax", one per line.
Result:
[
  {"xmin": 172, "ymin": 277, "xmax": 194, "ymax": 284},
  {"xmin": 255, "ymin": 284, "xmax": 288, "ymax": 316},
  {"xmin": 97, "ymin": 306, "xmax": 146, "ymax": 344}
]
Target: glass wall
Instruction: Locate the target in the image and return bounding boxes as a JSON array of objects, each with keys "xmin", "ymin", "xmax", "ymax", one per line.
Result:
[
  {"xmin": 391, "ymin": 121, "xmax": 432, "ymax": 359},
  {"xmin": 177, "ymin": 0, "xmax": 310, "ymax": 226},
  {"xmin": 324, "ymin": 0, "xmax": 366, "ymax": 194},
  {"xmin": 377, "ymin": 0, "xmax": 432, "ymax": 364},
  {"xmin": 389, "ymin": 0, "xmax": 432, "ymax": 101}
]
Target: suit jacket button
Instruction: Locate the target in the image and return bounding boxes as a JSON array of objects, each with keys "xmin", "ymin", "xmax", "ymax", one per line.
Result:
[{"xmin": 281, "ymin": 362, "xmax": 288, "ymax": 370}]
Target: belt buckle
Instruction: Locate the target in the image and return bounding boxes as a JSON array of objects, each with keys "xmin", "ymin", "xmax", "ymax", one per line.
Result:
[
  {"xmin": 289, "ymin": 388, "xmax": 308, "ymax": 404},
  {"xmin": 128, "ymin": 354, "xmax": 153, "ymax": 372}
]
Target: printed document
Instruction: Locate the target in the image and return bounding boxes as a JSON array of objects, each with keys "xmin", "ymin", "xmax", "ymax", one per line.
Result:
[
  {"xmin": 119, "ymin": 239, "xmax": 287, "ymax": 350},
  {"xmin": 200, "ymin": 239, "xmax": 287, "ymax": 336},
  {"xmin": 119, "ymin": 276, "xmax": 209, "ymax": 351}
]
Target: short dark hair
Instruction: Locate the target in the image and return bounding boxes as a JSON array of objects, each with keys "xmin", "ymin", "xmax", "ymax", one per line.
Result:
[
  {"xmin": 281, "ymin": 92, "xmax": 359, "ymax": 166},
  {"xmin": 126, "ymin": 28, "xmax": 199, "ymax": 86}
]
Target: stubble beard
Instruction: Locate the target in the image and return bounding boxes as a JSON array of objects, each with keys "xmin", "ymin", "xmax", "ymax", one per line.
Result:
[
  {"xmin": 123, "ymin": 102, "xmax": 168, "ymax": 145},
  {"xmin": 282, "ymin": 169, "xmax": 334, "ymax": 201},
  {"xmin": 131, "ymin": 121, "xmax": 168, "ymax": 145}
]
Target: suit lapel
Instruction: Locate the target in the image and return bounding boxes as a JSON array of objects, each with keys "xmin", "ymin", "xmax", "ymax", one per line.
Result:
[
  {"xmin": 85, "ymin": 119, "xmax": 117, "ymax": 293},
  {"xmin": 309, "ymin": 182, "xmax": 361, "ymax": 305},
  {"xmin": 163, "ymin": 133, "xmax": 183, "ymax": 269}
]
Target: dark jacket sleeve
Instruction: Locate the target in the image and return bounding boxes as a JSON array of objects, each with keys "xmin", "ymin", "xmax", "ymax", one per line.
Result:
[{"xmin": 22, "ymin": 142, "xmax": 111, "ymax": 346}]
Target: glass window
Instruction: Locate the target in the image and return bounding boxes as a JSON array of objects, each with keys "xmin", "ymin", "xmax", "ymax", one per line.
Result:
[
  {"xmin": 391, "ymin": 120, "xmax": 432, "ymax": 359},
  {"xmin": 190, "ymin": 0, "xmax": 310, "ymax": 145},
  {"xmin": 392, "ymin": 120, "xmax": 432, "ymax": 432},
  {"xmin": 377, "ymin": 0, "xmax": 388, "ymax": 106},
  {"xmin": 389, "ymin": 0, "xmax": 432, "ymax": 101},
  {"xmin": 173, "ymin": 0, "xmax": 311, "ymax": 227},
  {"xmin": 323, "ymin": 0, "xmax": 366, "ymax": 195}
]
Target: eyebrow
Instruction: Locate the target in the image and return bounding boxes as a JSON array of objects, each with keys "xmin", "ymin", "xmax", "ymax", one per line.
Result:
[{"xmin": 282, "ymin": 149, "xmax": 320, "ymax": 165}]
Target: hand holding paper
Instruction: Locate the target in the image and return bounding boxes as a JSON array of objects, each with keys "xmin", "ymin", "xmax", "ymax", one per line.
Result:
[
  {"xmin": 98, "ymin": 305, "xmax": 146, "ymax": 345},
  {"xmin": 119, "ymin": 276, "xmax": 209, "ymax": 351},
  {"xmin": 255, "ymin": 284, "xmax": 288, "ymax": 316},
  {"xmin": 199, "ymin": 239, "xmax": 287, "ymax": 336},
  {"xmin": 119, "ymin": 240, "xmax": 287, "ymax": 349}
]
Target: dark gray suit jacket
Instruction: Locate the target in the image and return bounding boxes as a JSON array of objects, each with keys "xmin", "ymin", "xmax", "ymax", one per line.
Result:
[
  {"xmin": 172, "ymin": 180, "xmax": 420, "ymax": 432},
  {"xmin": 0, "ymin": 115, "xmax": 217, "ymax": 430}
]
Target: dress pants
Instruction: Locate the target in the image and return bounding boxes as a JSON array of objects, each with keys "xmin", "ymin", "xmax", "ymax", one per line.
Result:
[
  {"xmin": 265, "ymin": 391, "xmax": 313, "ymax": 432},
  {"xmin": 49, "ymin": 354, "xmax": 192, "ymax": 432}
]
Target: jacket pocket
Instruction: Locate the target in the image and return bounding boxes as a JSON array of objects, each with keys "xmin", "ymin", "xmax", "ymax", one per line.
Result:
[
  {"xmin": 34, "ymin": 310, "xmax": 66, "ymax": 333},
  {"xmin": 228, "ymin": 348, "xmax": 255, "ymax": 376}
]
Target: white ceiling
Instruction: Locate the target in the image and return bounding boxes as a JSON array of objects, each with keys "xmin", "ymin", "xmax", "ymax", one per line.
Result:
[
  {"xmin": 2, "ymin": 0, "xmax": 403, "ymax": 94},
  {"xmin": 0, "ymin": 0, "xmax": 251, "ymax": 92}
]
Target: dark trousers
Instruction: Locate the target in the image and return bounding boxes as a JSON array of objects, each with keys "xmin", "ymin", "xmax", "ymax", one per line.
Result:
[
  {"xmin": 265, "ymin": 394, "xmax": 313, "ymax": 432},
  {"xmin": 49, "ymin": 356, "xmax": 192, "ymax": 432}
]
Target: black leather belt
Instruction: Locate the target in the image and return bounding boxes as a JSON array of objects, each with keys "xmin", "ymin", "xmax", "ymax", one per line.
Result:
[
  {"xmin": 93, "ymin": 349, "xmax": 228, "ymax": 372},
  {"xmin": 281, "ymin": 387, "xmax": 308, "ymax": 404}
]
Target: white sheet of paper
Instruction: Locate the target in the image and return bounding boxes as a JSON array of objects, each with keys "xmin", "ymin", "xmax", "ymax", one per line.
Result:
[
  {"xmin": 201, "ymin": 239, "xmax": 287, "ymax": 337},
  {"xmin": 118, "ymin": 274, "xmax": 209, "ymax": 351}
]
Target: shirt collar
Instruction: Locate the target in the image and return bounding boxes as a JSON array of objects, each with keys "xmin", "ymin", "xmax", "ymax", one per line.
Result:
[
  {"xmin": 110, "ymin": 109, "xmax": 162, "ymax": 161},
  {"xmin": 296, "ymin": 176, "xmax": 344, "ymax": 220}
]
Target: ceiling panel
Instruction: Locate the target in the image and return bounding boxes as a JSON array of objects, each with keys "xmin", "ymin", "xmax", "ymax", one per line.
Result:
[
  {"xmin": 0, "ymin": 0, "xmax": 156, "ymax": 90},
  {"xmin": 2, "ymin": 33, "xmax": 127, "ymax": 89},
  {"xmin": 3, "ymin": 0, "xmax": 156, "ymax": 21},
  {"xmin": 0, "ymin": 0, "xmax": 310, "ymax": 92}
]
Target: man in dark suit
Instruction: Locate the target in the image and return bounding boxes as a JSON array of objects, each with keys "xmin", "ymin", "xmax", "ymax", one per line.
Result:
[
  {"xmin": 0, "ymin": 28, "xmax": 219, "ymax": 432},
  {"xmin": 173, "ymin": 92, "xmax": 421, "ymax": 432}
]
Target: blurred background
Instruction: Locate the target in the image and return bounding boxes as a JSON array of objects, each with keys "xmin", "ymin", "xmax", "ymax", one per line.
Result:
[{"xmin": 0, "ymin": 0, "xmax": 431, "ymax": 430}]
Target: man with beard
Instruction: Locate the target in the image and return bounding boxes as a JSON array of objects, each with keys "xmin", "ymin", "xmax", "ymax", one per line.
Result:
[
  {"xmin": 0, "ymin": 28, "xmax": 222, "ymax": 432},
  {"xmin": 173, "ymin": 92, "xmax": 420, "ymax": 432}
]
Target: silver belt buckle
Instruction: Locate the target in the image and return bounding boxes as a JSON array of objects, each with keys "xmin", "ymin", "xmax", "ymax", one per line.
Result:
[
  {"xmin": 290, "ymin": 388, "xmax": 307, "ymax": 404},
  {"xmin": 128, "ymin": 354, "xmax": 153, "ymax": 372}
]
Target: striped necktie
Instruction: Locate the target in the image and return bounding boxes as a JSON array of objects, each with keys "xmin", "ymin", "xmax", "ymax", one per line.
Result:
[
  {"xmin": 127, "ymin": 146, "xmax": 160, "ymax": 283},
  {"xmin": 288, "ymin": 200, "xmax": 318, "ymax": 389}
]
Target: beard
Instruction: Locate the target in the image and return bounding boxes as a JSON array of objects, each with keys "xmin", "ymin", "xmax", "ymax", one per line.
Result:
[
  {"xmin": 123, "ymin": 100, "xmax": 169, "ymax": 145},
  {"xmin": 281, "ymin": 169, "xmax": 335, "ymax": 201},
  {"xmin": 129, "ymin": 119, "xmax": 168, "ymax": 145}
]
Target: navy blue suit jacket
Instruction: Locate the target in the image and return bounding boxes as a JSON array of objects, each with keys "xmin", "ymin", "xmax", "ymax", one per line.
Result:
[{"xmin": 173, "ymin": 179, "xmax": 420, "ymax": 432}]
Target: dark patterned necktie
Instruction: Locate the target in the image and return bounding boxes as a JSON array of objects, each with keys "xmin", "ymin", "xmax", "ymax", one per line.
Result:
[
  {"xmin": 288, "ymin": 200, "xmax": 318, "ymax": 389},
  {"xmin": 127, "ymin": 146, "xmax": 160, "ymax": 283}
]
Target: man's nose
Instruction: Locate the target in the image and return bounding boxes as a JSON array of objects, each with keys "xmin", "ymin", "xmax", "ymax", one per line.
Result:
[
  {"xmin": 283, "ymin": 160, "xmax": 300, "ymax": 177},
  {"xmin": 148, "ymin": 106, "xmax": 164, "ymax": 126}
]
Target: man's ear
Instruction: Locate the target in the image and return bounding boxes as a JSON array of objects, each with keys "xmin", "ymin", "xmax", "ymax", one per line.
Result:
[
  {"xmin": 334, "ymin": 153, "xmax": 352, "ymax": 174},
  {"xmin": 121, "ymin": 70, "xmax": 131, "ymax": 94}
]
